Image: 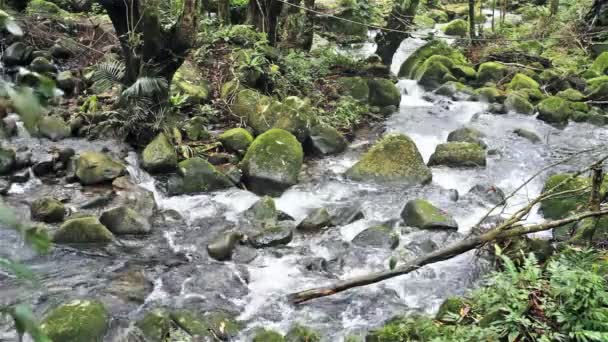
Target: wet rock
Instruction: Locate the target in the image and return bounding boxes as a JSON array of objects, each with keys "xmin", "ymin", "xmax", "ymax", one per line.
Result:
[
  {"xmin": 232, "ymin": 89, "xmax": 270, "ymax": 119},
  {"xmin": 467, "ymin": 184, "xmax": 506, "ymax": 205},
  {"xmin": 99, "ymin": 206, "xmax": 151, "ymax": 235},
  {"xmin": 207, "ymin": 152, "xmax": 238, "ymax": 165},
  {"xmin": 447, "ymin": 189, "xmax": 459, "ymax": 202},
  {"xmin": 368, "ymin": 78, "xmax": 401, "ymax": 107},
  {"xmin": 112, "ymin": 176, "xmax": 157, "ymax": 218},
  {"xmin": 29, "ymin": 56, "xmax": 57, "ymax": 73},
  {"xmin": 50, "ymin": 37, "xmax": 78, "ymax": 59},
  {"xmin": 207, "ymin": 232, "xmax": 243, "ymax": 261},
  {"xmin": 219, "ymin": 127, "xmax": 254, "ymax": 154},
  {"xmin": 330, "ymin": 204, "xmax": 365, "ymax": 226},
  {"xmin": 79, "ymin": 191, "xmax": 115, "ymax": 209},
  {"xmin": 428, "ymin": 142, "xmax": 486, "ymax": 168},
  {"xmin": 346, "ymin": 134, "xmax": 432, "ymax": 185},
  {"xmin": 305, "ymin": 125, "xmax": 348, "ymax": 156},
  {"xmin": 38, "ymin": 115, "xmax": 71, "ymax": 141},
  {"xmin": 241, "ymin": 129, "xmax": 303, "ymax": 196},
  {"xmin": 338, "ymin": 76, "xmax": 370, "ymax": 102},
  {"xmin": 136, "ymin": 309, "xmax": 172, "ymax": 342},
  {"xmin": 405, "ymin": 238, "xmax": 439, "ymax": 255},
  {"xmin": 10, "ymin": 169, "xmax": 29, "ymax": 183},
  {"xmin": 447, "ymin": 127, "xmax": 487, "ymax": 148},
  {"xmin": 477, "ymin": 62, "xmax": 508, "ymax": 85},
  {"xmin": 56, "ymin": 70, "xmax": 76, "ymax": 94},
  {"xmin": 41, "ymin": 300, "xmax": 108, "ymax": 342},
  {"xmin": 244, "ymin": 196, "xmax": 277, "ymax": 227},
  {"xmin": 168, "ymin": 157, "xmax": 233, "ymax": 195},
  {"xmin": 14, "ymin": 151, "xmax": 32, "ymax": 170},
  {"xmin": 75, "ymin": 151, "xmax": 126, "ymax": 185},
  {"xmin": 31, "ymin": 197, "xmax": 65, "ymax": 223},
  {"xmin": 297, "ymin": 208, "xmax": 332, "ymax": 232},
  {"xmin": 352, "ymin": 224, "xmax": 399, "ymax": 249},
  {"xmin": 0, "ymin": 147, "xmax": 16, "ymax": 175},
  {"xmin": 183, "ymin": 116, "xmax": 209, "ymax": 141},
  {"xmin": 285, "ymin": 324, "xmax": 321, "ymax": 342},
  {"xmin": 108, "ymin": 268, "xmax": 153, "ymax": 304},
  {"xmin": 505, "ymin": 92, "xmax": 535, "ymax": 115},
  {"xmin": 232, "ymin": 245, "xmax": 258, "ymax": 263},
  {"xmin": 474, "ymin": 86, "xmax": 504, "ymax": 103},
  {"xmin": 401, "ymin": 199, "xmax": 458, "ymax": 230},
  {"xmin": 514, "ymin": 128, "xmax": 541, "ymax": 143},
  {"xmin": 249, "ymin": 221, "xmax": 294, "ymax": 248},
  {"xmin": 2, "ymin": 42, "xmax": 32, "ymax": 66},
  {"xmin": 142, "ymin": 133, "xmax": 177, "ymax": 173},
  {"xmin": 302, "ymin": 257, "xmax": 328, "ymax": 272},
  {"xmin": 248, "ymin": 96, "xmax": 314, "ymax": 142},
  {"xmin": 537, "ymin": 96, "xmax": 570, "ymax": 125},
  {"xmin": 32, "ymin": 159, "xmax": 54, "ymax": 177},
  {"xmin": 53, "ymin": 216, "xmax": 114, "ymax": 243},
  {"xmin": 0, "ymin": 178, "xmax": 11, "ymax": 195},
  {"xmin": 488, "ymin": 103, "xmax": 507, "ymax": 114},
  {"xmin": 218, "ymin": 164, "xmax": 242, "ymax": 184},
  {"xmin": 253, "ymin": 328, "xmax": 284, "ymax": 342},
  {"xmin": 170, "ymin": 310, "xmax": 242, "ymax": 340},
  {"xmin": 171, "ymin": 61, "xmax": 211, "ymax": 104}
]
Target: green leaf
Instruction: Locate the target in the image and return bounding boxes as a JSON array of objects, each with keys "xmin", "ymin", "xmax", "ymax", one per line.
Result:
[
  {"xmin": 0, "ymin": 257, "xmax": 37, "ymax": 283},
  {"xmin": 25, "ymin": 227, "xmax": 51, "ymax": 254},
  {"xmin": 6, "ymin": 86, "xmax": 45, "ymax": 132},
  {"xmin": 389, "ymin": 257, "xmax": 397, "ymax": 270},
  {"xmin": 10, "ymin": 305, "xmax": 51, "ymax": 342}
]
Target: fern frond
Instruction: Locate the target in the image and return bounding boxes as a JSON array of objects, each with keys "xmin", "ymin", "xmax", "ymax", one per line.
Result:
[
  {"xmin": 91, "ymin": 59, "xmax": 126, "ymax": 93},
  {"xmin": 122, "ymin": 77, "xmax": 168, "ymax": 98}
]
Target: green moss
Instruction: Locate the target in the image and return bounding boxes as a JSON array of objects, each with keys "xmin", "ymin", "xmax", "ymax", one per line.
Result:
[
  {"xmin": 398, "ymin": 40, "xmax": 467, "ymax": 78},
  {"xmin": 75, "ymin": 152, "xmax": 125, "ymax": 185},
  {"xmin": 253, "ymin": 328, "xmax": 285, "ymax": 342},
  {"xmin": 477, "ymin": 62, "xmax": 508, "ymax": 85},
  {"xmin": 414, "ymin": 14, "xmax": 436, "ymax": 28},
  {"xmin": 505, "ymin": 92, "xmax": 534, "ymax": 114},
  {"xmin": 219, "ymin": 128, "xmax": 254, "ymax": 153},
  {"xmin": 428, "ymin": 142, "xmax": 486, "ymax": 168},
  {"xmin": 435, "ymin": 81, "xmax": 474, "ymax": 97},
  {"xmin": 507, "ymin": 73, "xmax": 540, "ymax": 91},
  {"xmin": 401, "ymin": 199, "xmax": 458, "ymax": 230},
  {"xmin": 591, "ymin": 51, "xmax": 608, "ymax": 75},
  {"xmin": 168, "ymin": 157, "xmax": 234, "ymax": 195},
  {"xmin": 136, "ymin": 310, "xmax": 172, "ymax": 342},
  {"xmin": 232, "ymin": 89, "xmax": 271, "ymax": 119},
  {"xmin": 474, "ymin": 86, "xmax": 504, "ymax": 103},
  {"xmin": 447, "ymin": 127, "xmax": 486, "ymax": 147},
  {"xmin": 427, "ymin": 9, "xmax": 449, "ymax": 23},
  {"xmin": 53, "ymin": 216, "xmax": 114, "ymax": 244},
  {"xmin": 540, "ymin": 174, "xmax": 608, "ymax": 220},
  {"xmin": 27, "ymin": 0, "xmax": 72, "ymax": 18},
  {"xmin": 537, "ymin": 96, "xmax": 571, "ymax": 125},
  {"xmin": 245, "ymin": 195, "xmax": 278, "ymax": 225},
  {"xmin": 170, "ymin": 310, "xmax": 242, "ymax": 339},
  {"xmin": 41, "ymin": 300, "xmax": 108, "ymax": 342},
  {"xmin": 142, "ymin": 133, "xmax": 177, "ymax": 173},
  {"xmin": 31, "ymin": 197, "xmax": 65, "ymax": 223},
  {"xmin": 338, "ymin": 76, "xmax": 370, "ymax": 102},
  {"xmin": 368, "ymin": 78, "xmax": 401, "ymax": 107},
  {"xmin": 346, "ymin": 134, "xmax": 432, "ymax": 185},
  {"xmin": 442, "ymin": 19, "xmax": 468, "ymax": 37},
  {"xmin": 248, "ymin": 96, "xmax": 314, "ymax": 141},
  {"xmin": 436, "ymin": 297, "xmax": 467, "ymax": 321},
  {"xmin": 415, "ymin": 55, "xmax": 459, "ymax": 89},
  {"xmin": 557, "ymin": 89, "xmax": 585, "ymax": 102},
  {"xmin": 241, "ymin": 129, "xmax": 303, "ymax": 196}
]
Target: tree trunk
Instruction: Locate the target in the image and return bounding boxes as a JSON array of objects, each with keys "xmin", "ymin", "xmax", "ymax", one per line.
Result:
[
  {"xmin": 218, "ymin": 0, "xmax": 231, "ymax": 25},
  {"xmin": 247, "ymin": 0, "xmax": 284, "ymax": 45},
  {"xmin": 469, "ymin": 0, "xmax": 476, "ymax": 42},
  {"xmin": 550, "ymin": 0, "xmax": 559, "ymax": 16},
  {"xmin": 276, "ymin": 0, "xmax": 315, "ymax": 50},
  {"xmin": 96, "ymin": 0, "xmax": 200, "ymax": 99},
  {"xmin": 375, "ymin": 0, "xmax": 420, "ymax": 67}
]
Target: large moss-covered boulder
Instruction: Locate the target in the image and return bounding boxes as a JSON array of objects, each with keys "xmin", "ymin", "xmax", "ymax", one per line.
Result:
[
  {"xmin": 539, "ymin": 173, "xmax": 608, "ymax": 219},
  {"xmin": 585, "ymin": 76, "xmax": 608, "ymax": 101},
  {"xmin": 31, "ymin": 197, "xmax": 65, "ymax": 223},
  {"xmin": 219, "ymin": 128, "xmax": 254, "ymax": 154},
  {"xmin": 368, "ymin": 78, "xmax": 401, "ymax": 107},
  {"xmin": 399, "ymin": 40, "xmax": 467, "ymax": 78},
  {"xmin": 38, "ymin": 115, "xmax": 71, "ymax": 141},
  {"xmin": 142, "ymin": 133, "xmax": 177, "ymax": 173},
  {"xmin": 248, "ymin": 96, "xmax": 314, "ymax": 141},
  {"xmin": 0, "ymin": 148, "xmax": 16, "ymax": 175},
  {"xmin": 168, "ymin": 157, "xmax": 233, "ymax": 195},
  {"xmin": 505, "ymin": 92, "xmax": 535, "ymax": 114},
  {"xmin": 477, "ymin": 62, "xmax": 508, "ymax": 85},
  {"xmin": 41, "ymin": 300, "xmax": 108, "ymax": 342},
  {"xmin": 442, "ymin": 19, "xmax": 468, "ymax": 36},
  {"xmin": 305, "ymin": 125, "xmax": 348, "ymax": 156},
  {"xmin": 345, "ymin": 134, "xmax": 432, "ymax": 185},
  {"xmin": 232, "ymin": 89, "xmax": 271, "ymax": 119},
  {"xmin": 99, "ymin": 206, "xmax": 151, "ymax": 235},
  {"xmin": 507, "ymin": 73, "xmax": 540, "ymax": 91},
  {"xmin": 447, "ymin": 127, "xmax": 486, "ymax": 148},
  {"xmin": 75, "ymin": 152, "xmax": 126, "ymax": 185},
  {"xmin": 415, "ymin": 55, "xmax": 458, "ymax": 89},
  {"xmin": 241, "ymin": 129, "xmax": 303, "ymax": 196},
  {"xmin": 537, "ymin": 96, "xmax": 570, "ymax": 125},
  {"xmin": 171, "ymin": 61, "xmax": 211, "ymax": 104},
  {"xmin": 428, "ymin": 142, "xmax": 486, "ymax": 168},
  {"xmin": 591, "ymin": 51, "xmax": 608, "ymax": 75},
  {"xmin": 474, "ymin": 86, "xmax": 504, "ymax": 103},
  {"xmin": 401, "ymin": 199, "xmax": 458, "ymax": 230},
  {"xmin": 53, "ymin": 216, "xmax": 114, "ymax": 243},
  {"xmin": 338, "ymin": 76, "xmax": 370, "ymax": 102}
]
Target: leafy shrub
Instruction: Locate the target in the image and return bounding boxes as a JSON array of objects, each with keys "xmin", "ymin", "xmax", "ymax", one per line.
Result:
[{"xmin": 318, "ymin": 96, "xmax": 368, "ymax": 130}]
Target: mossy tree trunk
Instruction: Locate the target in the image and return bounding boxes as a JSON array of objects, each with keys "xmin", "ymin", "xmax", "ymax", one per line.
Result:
[
  {"xmin": 468, "ymin": 0, "xmax": 476, "ymax": 42},
  {"xmin": 375, "ymin": 0, "xmax": 420, "ymax": 66},
  {"xmin": 247, "ymin": 0, "xmax": 284, "ymax": 45},
  {"xmin": 96, "ymin": 0, "xmax": 200, "ymax": 99},
  {"xmin": 218, "ymin": 0, "xmax": 231, "ymax": 25}
]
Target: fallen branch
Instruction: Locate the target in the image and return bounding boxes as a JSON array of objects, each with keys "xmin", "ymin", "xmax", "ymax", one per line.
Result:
[{"xmin": 287, "ymin": 208, "xmax": 608, "ymax": 304}]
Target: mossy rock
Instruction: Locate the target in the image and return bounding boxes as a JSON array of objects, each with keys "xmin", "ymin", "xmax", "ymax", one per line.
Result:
[
  {"xmin": 505, "ymin": 92, "xmax": 534, "ymax": 114},
  {"xmin": 75, "ymin": 152, "xmax": 126, "ymax": 185},
  {"xmin": 250, "ymin": 221, "xmax": 294, "ymax": 248},
  {"xmin": 428, "ymin": 9, "xmax": 449, "ymax": 23},
  {"xmin": 452, "ymin": 65, "xmax": 477, "ymax": 79},
  {"xmin": 297, "ymin": 208, "xmax": 332, "ymax": 232},
  {"xmin": 473, "ymin": 86, "xmax": 504, "ymax": 103},
  {"xmin": 351, "ymin": 224, "xmax": 399, "ymax": 249},
  {"xmin": 31, "ymin": 197, "xmax": 65, "ymax": 223},
  {"xmin": 41, "ymin": 300, "xmax": 108, "ymax": 342},
  {"xmin": 436, "ymin": 297, "xmax": 467, "ymax": 321},
  {"xmin": 571, "ymin": 216, "xmax": 608, "ymax": 244},
  {"xmin": 183, "ymin": 116, "xmax": 210, "ymax": 141},
  {"xmin": 415, "ymin": 55, "xmax": 458, "ymax": 89},
  {"xmin": 435, "ymin": 81, "xmax": 474, "ymax": 97},
  {"xmin": 207, "ymin": 232, "xmax": 243, "ymax": 261},
  {"xmin": 569, "ymin": 101, "xmax": 590, "ymax": 113},
  {"xmin": 401, "ymin": 199, "xmax": 458, "ymax": 230},
  {"xmin": 219, "ymin": 128, "xmax": 254, "ymax": 154},
  {"xmin": 285, "ymin": 324, "xmax": 321, "ymax": 342},
  {"xmin": 232, "ymin": 89, "xmax": 271, "ymax": 119},
  {"xmin": 99, "ymin": 206, "xmax": 151, "ymax": 235},
  {"xmin": 53, "ymin": 216, "xmax": 114, "ymax": 243},
  {"xmin": 591, "ymin": 51, "xmax": 608, "ymax": 75},
  {"xmin": 447, "ymin": 127, "xmax": 486, "ymax": 148},
  {"xmin": 245, "ymin": 195, "xmax": 278, "ymax": 226},
  {"xmin": 305, "ymin": 125, "xmax": 348, "ymax": 156},
  {"xmin": 368, "ymin": 78, "xmax": 401, "ymax": 107},
  {"xmin": 540, "ymin": 173, "xmax": 608, "ymax": 220},
  {"xmin": 168, "ymin": 157, "xmax": 234, "ymax": 195},
  {"xmin": 136, "ymin": 310, "xmax": 172, "ymax": 342},
  {"xmin": 514, "ymin": 128, "xmax": 541, "ymax": 143},
  {"xmin": 241, "ymin": 129, "xmax": 303, "ymax": 196},
  {"xmin": 398, "ymin": 40, "xmax": 467, "ymax": 78},
  {"xmin": 338, "ymin": 76, "xmax": 370, "ymax": 102},
  {"xmin": 428, "ymin": 142, "xmax": 486, "ymax": 168},
  {"xmin": 142, "ymin": 133, "xmax": 177, "ymax": 173},
  {"xmin": 507, "ymin": 73, "xmax": 540, "ymax": 91},
  {"xmin": 27, "ymin": 0, "xmax": 71, "ymax": 17},
  {"xmin": 557, "ymin": 88, "xmax": 585, "ymax": 101},
  {"xmin": 171, "ymin": 61, "xmax": 211, "ymax": 104},
  {"xmin": 38, "ymin": 115, "xmax": 71, "ymax": 141},
  {"xmin": 253, "ymin": 328, "xmax": 285, "ymax": 342},
  {"xmin": 345, "ymin": 134, "xmax": 432, "ymax": 185},
  {"xmin": 170, "ymin": 310, "xmax": 242, "ymax": 340},
  {"xmin": 414, "ymin": 14, "xmax": 435, "ymax": 28},
  {"xmin": 477, "ymin": 62, "xmax": 508, "ymax": 85},
  {"xmin": 248, "ymin": 96, "xmax": 314, "ymax": 142},
  {"xmin": 442, "ymin": 19, "xmax": 468, "ymax": 37},
  {"xmin": 537, "ymin": 96, "xmax": 570, "ymax": 125}
]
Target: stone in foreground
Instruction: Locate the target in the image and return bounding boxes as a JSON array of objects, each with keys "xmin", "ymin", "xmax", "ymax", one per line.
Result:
[
  {"xmin": 401, "ymin": 199, "xmax": 458, "ymax": 230},
  {"xmin": 41, "ymin": 300, "xmax": 108, "ymax": 342},
  {"xmin": 428, "ymin": 142, "xmax": 486, "ymax": 168}
]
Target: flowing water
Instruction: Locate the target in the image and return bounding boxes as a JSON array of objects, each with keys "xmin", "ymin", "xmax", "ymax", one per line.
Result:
[{"xmin": 2, "ymin": 26, "xmax": 608, "ymax": 341}]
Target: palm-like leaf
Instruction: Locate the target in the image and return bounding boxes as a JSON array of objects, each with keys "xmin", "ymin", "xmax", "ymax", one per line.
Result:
[
  {"xmin": 122, "ymin": 77, "xmax": 168, "ymax": 98},
  {"xmin": 91, "ymin": 59, "xmax": 126, "ymax": 93}
]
